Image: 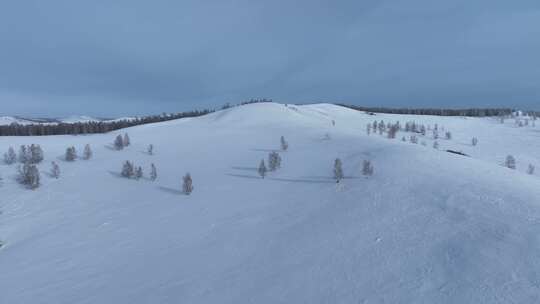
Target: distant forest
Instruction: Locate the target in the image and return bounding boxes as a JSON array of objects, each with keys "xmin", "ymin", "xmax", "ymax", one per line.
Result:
[
  {"xmin": 337, "ymin": 104, "xmax": 516, "ymax": 117},
  {"xmin": 1, "ymin": 99, "xmax": 537, "ymax": 136}
]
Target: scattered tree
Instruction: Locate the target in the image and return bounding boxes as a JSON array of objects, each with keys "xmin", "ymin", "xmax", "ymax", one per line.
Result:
[
  {"xmin": 150, "ymin": 163, "xmax": 157, "ymax": 181},
  {"xmin": 123, "ymin": 133, "xmax": 130, "ymax": 147},
  {"xmin": 505, "ymin": 155, "xmax": 516, "ymax": 169},
  {"xmin": 65, "ymin": 146, "xmax": 77, "ymax": 161},
  {"xmin": 121, "ymin": 160, "xmax": 135, "ymax": 178},
  {"xmin": 280, "ymin": 136, "xmax": 288, "ymax": 151},
  {"xmin": 83, "ymin": 144, "xmax": 92, "ymax": 160},
  {"xmin": 333, "ymin": 158, "xmax": 344, "ymax": 182},
  {"xmin": 182, "ymin": 173, "xmax": 193, "ymax": 195},
  {"xmin": 135, "ymin": 166, "xmax": 143, "ymax": 180},
  {"xmin": 258, "ymin": 159, "xmax": 267, "ymax": 178},
  {"xmin": 268, "ymin": 151, "xmax": 282, "ymax": 171},
  {"xmin": 362, "ymin": 160, "xmax": 374, "ymax": 176},
  {"xmin": 18, "ymin": 163, "xmax": 40, "ymax": 189},
  {"xmin": 51, "ymin": 161, "xmax": 60, "ymax": 178},
  {"xmin": 4, "ymin": 147, "xmax": 16, "ymax": 164},
  {"xmin": 114, "ymin": 135, "xmax": 124, "ymax": 150}
]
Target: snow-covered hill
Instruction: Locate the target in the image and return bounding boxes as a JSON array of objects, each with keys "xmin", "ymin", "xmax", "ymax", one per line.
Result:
[
  {"xmin": 1, "ymin": 103, "xmax": 539, "ymax": 303},
  {"xmin": 0, "ymin": 115, "xmax": 134, "ymax": 125}
]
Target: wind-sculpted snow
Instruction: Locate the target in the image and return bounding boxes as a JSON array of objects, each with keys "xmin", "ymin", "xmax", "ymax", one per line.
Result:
[{"xmin": 0, "ymin": 103, "xmax": 539, "ymax": 303}]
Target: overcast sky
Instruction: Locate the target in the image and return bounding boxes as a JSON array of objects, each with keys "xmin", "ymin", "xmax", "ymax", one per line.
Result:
[{"xmin": 1, "ymin": 0, "xmax": 539, "ymax": 117}]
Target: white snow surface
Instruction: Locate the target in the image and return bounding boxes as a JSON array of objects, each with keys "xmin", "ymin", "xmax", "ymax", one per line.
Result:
[{"xmin": 1, "ymin": 103, "xmax": 540, "ymax": 303}]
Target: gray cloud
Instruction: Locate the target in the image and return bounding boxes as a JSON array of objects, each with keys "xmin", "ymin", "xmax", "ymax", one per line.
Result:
[{"xmin": 0, "ymin": 0, "xmax": 539, "ymax": 116}]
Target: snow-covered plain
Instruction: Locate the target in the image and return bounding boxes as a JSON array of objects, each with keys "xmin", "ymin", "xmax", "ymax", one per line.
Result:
[{"xmin": 1, "ymin": 103, "xmax": 539, "ymax": 303}]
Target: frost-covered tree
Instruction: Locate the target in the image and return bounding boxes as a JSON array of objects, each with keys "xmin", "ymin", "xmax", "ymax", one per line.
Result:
[
  {"xmin": 258, "ymin": 160, "xmax": 267, "ymax": 178},
  {"xmin": 114, "ymin": 135, "xmax": 124, "ymax": 150},
  {"xmin": 472, "ymin": 137, "xmax": 478, "ymax": 146},
  {"xmin": 280, "ymin": 136, "xmax": 288, "ymax": 151},
  {"xmin": 121, "ymin": 160, "xmax": 135, "ymax": 178},
  {"xmin": 432, "ymin": 129, "xmax": 439, "ymax": 140},
  {"xmin": 65, "ymin": 146, "xmax": 77, "ymax": 161},
  {"xmin": 445, "ymin": 131, "xmax": 452, "ymax": 140},
  {"xmin": 123, "ymin": 133, "xmax": 130, "ymax": 146},
  {"xmin": 18, "ymin": 162, "xmax": 40, "ymax": 189},
  {"xmin": 29, "ymin": 144, "xmax": 44, "ymax": 164},
  {"xmin": 135, "ymin": 166, "xmax": 143, "ymax": 180},
  {"xmin": 83, "ymin": 144, "xmax": 92, "ymax": 160},
  {"xmin": 527, "ymin": 164, "xmax": 535, "ymax": 175},
  {"xmin": 150, "ymin": 163, "xmax": 157, "ymax": 181},
  {"xmin": 268, "ymin": 151, "xmax": 281, "ymax": 171},
  {"xmin": 505, "ymin": 155, "xmax": 516, "ymax": 169},
  {"xmin": 50, "ymin": 161, "xmax": 60, "ymax": 178},
  {"xmin": 182, "ymin": 173, "xmax": 193, "ymax": 195},
  {"xmin": 366, "ymin": 124, "xmax": 372, "ymax": 135},
  {"xmin": 147, "ymin": 144, "xmax": 154, "ymax": 155},
  {"xmin": 4, "ymin": 147, "xmax": 16, "ymax": 165},
  {"xmin": 433, "ymin": 141, "xmax": 439, "ymax": 149},
  {"xmin": 333, "ymin": 158, "xmax": 344, "ymax": 182},
  {"xmin": 362, "ymin": 160, "xmax": 374, "ymax": 176},
  {"xmin": 18, "ymin": 145, "xmax": 30, "ymax": 163},
  {"xmin": 387, "ymin": 124, "xmax": 399, "ymax": 139}
]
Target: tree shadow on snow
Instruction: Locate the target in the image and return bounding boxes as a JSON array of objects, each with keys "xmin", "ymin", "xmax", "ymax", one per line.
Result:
[
  {"xmin": 251, "ymin": 148, "xmax": 280, "ymax": 152},
  {"xmin": 231, "ymin": 166, "xmax": 258, "ymax": 171},
  {"xmin": 158, "ymin": 186, "xmax": 185, "ymax": 195},
  {"xmin": 104, "ymin": 144, "xmax": 117, "ymax": 151},
  {"xmin": 107, "ymin": 170, "xmax": 123, "ymax": 178},
  {"xmin": 226, "ymin": 173, "xmax": 261, "ymax": 180},
  {"xmin": 226, "ymin": 173, "xmax": 334, "ymax": 184}
]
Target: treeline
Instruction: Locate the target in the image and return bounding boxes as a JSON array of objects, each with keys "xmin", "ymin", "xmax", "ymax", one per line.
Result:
[
  {"xmin": 338, "ymin": 104, "xmax": 514, "ymax": 117},
  {"xmin": 0, "ymin": 109, "xmax": 213, "ymax": 136}
]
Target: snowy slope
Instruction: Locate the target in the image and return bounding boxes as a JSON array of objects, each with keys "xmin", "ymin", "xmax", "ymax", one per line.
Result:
[{"xmin": 1, "ymin": 103, "xmax": 540, "ymax": 303}]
